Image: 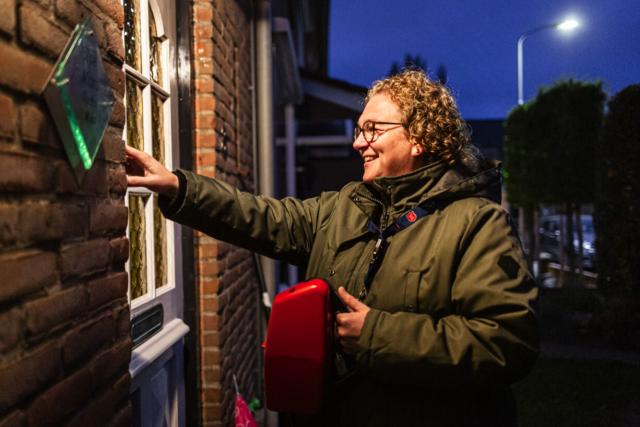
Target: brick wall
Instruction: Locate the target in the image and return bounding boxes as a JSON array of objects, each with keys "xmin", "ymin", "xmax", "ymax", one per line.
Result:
[
  {"xmin": 0, "ymin": 0, "xmax": 131, "ymax": 424},
  {"xmin": 191, "ymin": 0, "xmax": 260, "ymax": 425}
]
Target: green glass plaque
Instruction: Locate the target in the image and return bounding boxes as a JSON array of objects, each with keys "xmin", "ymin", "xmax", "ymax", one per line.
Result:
[{"xmin": 43, "ymin": 16, "xmax": 115, "ymax": 184}]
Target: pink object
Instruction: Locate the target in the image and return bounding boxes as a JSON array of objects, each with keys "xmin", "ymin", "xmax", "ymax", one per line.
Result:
[
  {"xmin": 235, "ymin": 395, "xmax": 258, "ymax": 427},
  {"xmin": 263, "ymin": 279, "xmax": 333, "ymax": 414}
]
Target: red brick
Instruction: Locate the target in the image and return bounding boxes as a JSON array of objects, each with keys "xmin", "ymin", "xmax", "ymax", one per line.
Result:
[
  {"xmin": 90, "ymin": 12, "xmax": 108, "ymax": 49},
  {"xmin": 200, "ymin": 313, "xmax": 219, "ymax": 330},
  {"xmin": 210, "ymin": 7, "xmax": 222, "ymax": 32},
  {"xmin": 113, "ymin": 372, "xmax": 130, "ymax": 404},
  {"xmin": 216, "ymin": 257, "xmax": 228, "ymax": 272},
  {"xmin": 0, "ymin": 0, "xmax": 15, "ymax": 35},
  {"xmin": 194, "ymin": 23, "xmax": 213, "ymax": 39},
  {"xmin": 90, "ymin": 203, "xmax": 128, "ymax": 236},
  {"xmin": 200, "ymin": 331, "xmax": 220, "ymax": 346},
  {"xmin": 197, "ymin": 260, "xmax": 219, "ymax": 277},
  {"xmin": 0, "ymin": 410, "xmax": 24, "ymax": 427},
  {"xmin": 199, "ymin": 279, "xmax": 220, "ymax": 297},
  {"xmin": 0, "ymin": 93, "xmax": 16, "ymax": 140},
  {"xmin": 92, "ymin": 0, "xmax": 124, "ymax": 28},
  {"xmin": 211, "ymin": 41, "xmax": 225, "ymax": 67},
  {"xmin": 54, "ymin": 0, "xmax": 90, "ymax": 27},
  {"xmin": 25, "ymin": 286, "xmax": 86, "ymax": 336},
  {"xmin": 104, "ymin": 60, "xmax": 125, "ymax": 98},
  {"xmin": 105, "ymin": 20, "xmax": 124, "ymax": 61},
  {"xmin": 201, "ymin": 348, "xmax": 221, "ymax": 366},
  {"xmin": 114, "ymin": 306, "xmax": 130, "ymax": 338},
  {"xmin": 91, "ymin": 338, "xmax": 132, "ymax": 390},
  {"xmin": 109, "ymin": 167, "xmax": 127, "ymax": 195},
  {"xmin": 0, "ymin": 308, "xmax": 22, "ymax": 353},
  {"xmin": 194, "ymin": 133, "xmax": 216, "ymax": 148},
  {"xmin": 26, "ymin": 367, "xmax": 91, "ymax": 426},
  {"xmin": 194, "ymin": 4, "xmax": 213, "ymax": 20},
  {"xmin": 194, "ymin": 41, "xmax": 213, "ymax": 58},
  {"xmin": 201, "ymin": 386, "xmax": 221, "ymax": 402},
  {"xmin": 62, "ymin": 315, "xmax": 115, "ymax": 366},
  {"xmin": 109, "ymin": 98, "xmax": 125, "ymax": 127},
  {"xmin": 200, "ymin": 296, "xmax": 220, "ymax": 313},
  {"xmin": 54, "ymin": 160, "xmax": 79, "ymax": 194},
  {"xmin": 0, "ymin": 342, "xmax": 60, "ymax": 413},
  {"xmin": 62, "ymin": 203, "xmax": 87, "ymax": 239},
  {"xmin": 201, "ymin": 367, "xmax": 221, "ymax": 383},
  {"xmin": 0, "ymin": 250, "xmax": 57, "ymax": 302},
  {"xmin": 0, "ymin": 203, "xmax": 18, "ymax": 246},
  {"xmin": 88, "ymin": 272, "xmax": 128, "ymax": 310},
  {"xmin": 195, "ymin": 96, "xmax": 216, "ymax": 111},
  {"xmin": 19, "ymin": 102, "xmax": 60, "ymax": 148},
  {"xmin": 109, "ymin": 404, "xmax": 132, "ymax": 427},
  {"xmin": 18, "ymin": 201, "xmax": 62, "ymax": 244},
  {"xmin": 31, "ymin": 0, "xmax": 51, "ymax": 9},
  {"xmin": 66, "ymin": 383, "xmax": 118, "ymax": 427},
  {"xmin": 195, "ymin": 113, "xmax": 216, "ymax": 130},
  {"xmin": 101, "ymin": 126, "xmax": 126, "ymax": 163},
  {"xmin": 78, "ymin": 162, "xmax": 109, "ymax": 196},
  {"xmin": 19, "ymin": 2, "xmax": 69, "ymax": 58},
  {"xmin": 227, "ymin": 1, "xmax": 243, "ymax": 27},
  {"xmin": 109, "ymin": 237, "xmax": 129, "ymax": 265},
  {"xmin": 0, "ymin": 153, "xmax": 53, "ymax": 192},
  {"xmin": 59, "ymin": 239, "xmax": 110, "ymax": 280},
  {"xmin": 201, "ymin": 403, "xmax": 223, "ymax": 421},
  {"xmin": 195, "ymin": 77, "xmax": 214, "ymax": 93},
  {"xmin": 194, "ymin": 57, "xmax": 213, "ymax": 74},
  {"xmin": 195, "ymin": 151, "xmax": 216, "ymax": 166}
]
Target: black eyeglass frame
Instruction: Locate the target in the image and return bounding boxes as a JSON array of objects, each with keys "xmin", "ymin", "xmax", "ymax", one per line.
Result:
[{"xmin": 354, "ymin": 120, "xmax": 405, "ymax": 142}]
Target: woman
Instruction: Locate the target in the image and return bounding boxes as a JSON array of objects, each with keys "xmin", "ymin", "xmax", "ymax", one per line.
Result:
[{"xmin": 127, "ymin": 69, "xmax": 539, "ymax": 426}]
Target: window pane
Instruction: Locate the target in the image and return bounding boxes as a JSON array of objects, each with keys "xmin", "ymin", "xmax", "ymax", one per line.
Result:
[
  {"xmin": 149, "ymin": 10, "xmax": 163, "ymax": 85},
  {"xmin": 126, "ymin": 79, "xmax": 144, "ymax": 150},
  {"xmin": 154, "ymin": 196, "xmax": 168, "ymax": 289},
  {"xmin": 151, "ymin": 93, "xmax": 164, "ymax": 164},
  {"xmin": 124, "ymin": 0, "xmax": 142, "ymax": 71},
  {"xmin": 129, "ymin": 195, "xmax": 147, "ymax": 299}
]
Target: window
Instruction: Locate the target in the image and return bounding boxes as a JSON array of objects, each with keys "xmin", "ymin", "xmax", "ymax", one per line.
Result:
[{"xmin": 123, "ymin": 0, "xmax": 175, "ymax": 308}]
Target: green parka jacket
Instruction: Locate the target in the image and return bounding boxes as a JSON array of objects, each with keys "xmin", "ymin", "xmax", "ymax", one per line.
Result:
[{"xmin": 161, "ymin": 159, "xmax": 540, "ymax": 427}]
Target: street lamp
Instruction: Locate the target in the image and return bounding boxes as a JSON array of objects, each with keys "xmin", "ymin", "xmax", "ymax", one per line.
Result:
[{"xmin": 517, "ymin": 20, "xmax": 579, "ymax": 105}]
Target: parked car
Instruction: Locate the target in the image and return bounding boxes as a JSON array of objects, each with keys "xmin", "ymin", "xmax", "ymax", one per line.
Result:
[{"xmin": 539, "ymin": 214, "xmax": 595, "ymax": 269}]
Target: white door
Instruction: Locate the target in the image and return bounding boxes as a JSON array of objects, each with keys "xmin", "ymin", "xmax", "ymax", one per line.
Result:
[{"xmin": 122, "ymin": 0, "xmax": 188, "ymax": 424}]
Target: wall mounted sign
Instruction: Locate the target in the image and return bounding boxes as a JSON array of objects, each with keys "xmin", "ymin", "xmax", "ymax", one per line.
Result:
[{"xmin": 43, "ymin": 16, "xmax": 115, "ymax": 184}]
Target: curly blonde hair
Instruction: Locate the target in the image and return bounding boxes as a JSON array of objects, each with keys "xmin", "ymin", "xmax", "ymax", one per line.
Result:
[{"xmin": 366, "ymin": 69, "xmax": 479, "ymax": 172}]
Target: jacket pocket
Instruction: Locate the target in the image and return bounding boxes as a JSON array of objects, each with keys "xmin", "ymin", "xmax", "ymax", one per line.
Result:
[{"xmin": 404, "ymin": 271, "xmax": 421, "ymax": 313}]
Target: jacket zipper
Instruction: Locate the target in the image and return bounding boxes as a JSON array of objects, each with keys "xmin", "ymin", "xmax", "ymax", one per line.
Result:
[
  {"xmin": 355, "ymin": 189, "xmax": 389, "ymax": 230},
  {"xmin": 355, "ymin": 189, "xmax": 389, "ymax": 300}
]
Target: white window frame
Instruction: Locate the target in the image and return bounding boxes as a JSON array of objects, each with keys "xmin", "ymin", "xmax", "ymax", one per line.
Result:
[{"xmin": 123, "ymin": 0, "xmax": 176, "ymax": 310}]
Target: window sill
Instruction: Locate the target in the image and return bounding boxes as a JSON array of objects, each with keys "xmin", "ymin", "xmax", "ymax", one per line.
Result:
[{"xmin": 129, "ymin": 318, "xmax": 190, "ymax": 379}]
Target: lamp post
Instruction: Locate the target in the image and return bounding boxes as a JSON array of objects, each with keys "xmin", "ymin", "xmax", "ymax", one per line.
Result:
[{"xmin": 518, "ymin": 20, "xmax": 578, "ymax": 105}]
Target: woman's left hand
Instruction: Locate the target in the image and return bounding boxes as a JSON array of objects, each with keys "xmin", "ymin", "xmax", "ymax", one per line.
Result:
[{"xmin": 335, "ymin": 287, "xmax": 371, "ymax": 355}]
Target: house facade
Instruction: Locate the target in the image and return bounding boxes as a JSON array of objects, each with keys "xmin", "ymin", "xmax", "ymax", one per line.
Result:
[{"xmin": 0, "ymin": 0, "xmax": 328, "ymax": 426}]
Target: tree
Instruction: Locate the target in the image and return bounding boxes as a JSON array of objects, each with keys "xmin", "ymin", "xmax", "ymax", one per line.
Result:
[
  {"xmin": 504, "ymin": 79, "xmax": 606, "ymax": 283},
  {"xmin": 388, "ymin": 53, "xmax": 427, "ymax": 76},
  {"xmin": 595, "ymin": 83, "xmax": 640, "ymax": 304},
  {"xmin": 436, "ymin": 65, "xmax": 448, "ymax": 84}
]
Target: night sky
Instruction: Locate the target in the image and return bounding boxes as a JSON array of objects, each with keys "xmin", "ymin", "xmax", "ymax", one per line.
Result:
[{"xmin": 328, "ymin": 0, "xmax": 640, "ymax": 119}]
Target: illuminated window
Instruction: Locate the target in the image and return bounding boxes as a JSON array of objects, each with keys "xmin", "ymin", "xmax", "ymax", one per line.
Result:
[{"xmin": 123, "ymin": 0, "xmax": 174, "ymax": 307}]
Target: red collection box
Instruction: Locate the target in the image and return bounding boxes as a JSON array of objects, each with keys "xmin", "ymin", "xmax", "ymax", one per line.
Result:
[{"xmin": 263, "ymin": 279, "xmax": 334, "ymax": 414}]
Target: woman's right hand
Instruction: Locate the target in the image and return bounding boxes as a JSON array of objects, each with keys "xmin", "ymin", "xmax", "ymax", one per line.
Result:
[{"xmin": 126, "ymin": 145, "xmax": 180, "ymax": 199}]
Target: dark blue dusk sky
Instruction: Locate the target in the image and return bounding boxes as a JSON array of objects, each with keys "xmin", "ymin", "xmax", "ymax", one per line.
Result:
[{"xmin": 328, "ymin": 0, "xmax": 640, "ymax": 119}]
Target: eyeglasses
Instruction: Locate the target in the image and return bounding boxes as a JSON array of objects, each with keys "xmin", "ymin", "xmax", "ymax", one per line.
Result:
[{"xmin": 354, "ymin": 120, "xmax": 404, "ymax": 143}]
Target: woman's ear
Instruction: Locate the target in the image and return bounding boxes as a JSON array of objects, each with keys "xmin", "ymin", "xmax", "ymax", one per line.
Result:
[{"xmin": 411, "ymin": 143, "xmax": 424, "ymax": 158}]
